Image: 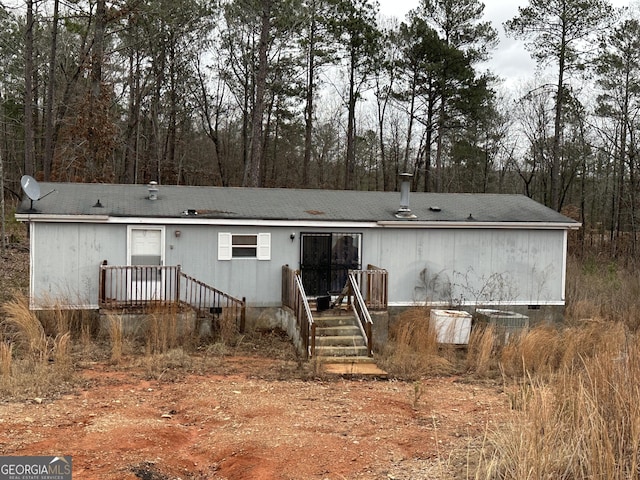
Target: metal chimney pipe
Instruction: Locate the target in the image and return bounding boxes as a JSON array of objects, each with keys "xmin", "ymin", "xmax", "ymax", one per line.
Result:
[
  {"xmin": 396, "ymin": 173, "xmax": 416, "ymax": 218},
  {"xmin": 148, "ymin": 181, "xmax": 159, "ymax": 200},
  {"xmin": 399, "ymin": 173, "xmax": 411, "ymax": 212}
]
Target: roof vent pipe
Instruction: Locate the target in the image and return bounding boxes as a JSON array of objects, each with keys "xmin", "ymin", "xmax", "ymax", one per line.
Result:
[
  {"xmin": 148, "ymin": 181, "xmax": 159, "ymax": 201},
  {"xmin": 396, "ymin": 173, "xmax": 417, "ymax": 219}
]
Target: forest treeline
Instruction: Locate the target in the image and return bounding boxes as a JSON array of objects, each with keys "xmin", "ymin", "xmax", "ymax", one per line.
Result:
[{"xmin": 0, "ymin": 0, "xmax": 638, "ymax": 256}]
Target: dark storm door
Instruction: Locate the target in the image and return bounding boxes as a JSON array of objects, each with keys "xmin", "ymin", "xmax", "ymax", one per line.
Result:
[
  {"xmin": 301, "ymin": 234, "xmax": 332, "ymax": 296},
  {"xmin": 300, "ymin": 233, "xmax": 362, "ymax": 296}
]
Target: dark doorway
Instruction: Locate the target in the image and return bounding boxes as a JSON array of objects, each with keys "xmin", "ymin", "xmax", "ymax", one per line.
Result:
[{"xmin": 301, "ymin": 233, "xmax": 361, "ymax": 296}]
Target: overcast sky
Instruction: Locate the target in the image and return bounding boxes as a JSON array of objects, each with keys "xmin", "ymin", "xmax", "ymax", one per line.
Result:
[{"xmin": 379, "ymin": 0, "xmax": 636, "ymax": 89}]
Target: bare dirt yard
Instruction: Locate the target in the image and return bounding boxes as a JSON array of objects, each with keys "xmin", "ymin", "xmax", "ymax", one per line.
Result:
[
  {"xmin": 0, "ymin": 351, "xmax": 512, "ymax": 480},
  {"xmin": 0, "ymin": 231, "xmax": 513, "ymax": 479}
]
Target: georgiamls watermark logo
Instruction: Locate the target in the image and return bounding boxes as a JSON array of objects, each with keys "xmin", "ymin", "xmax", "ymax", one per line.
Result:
[{"xmin": 0, "ymin": 456, "xmax": 72, "ymax": 480}]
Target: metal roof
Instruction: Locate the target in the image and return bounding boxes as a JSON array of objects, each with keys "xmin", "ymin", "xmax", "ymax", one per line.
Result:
[{"xmin": 15, "ymin": 182, "xmax": 579, "ymax": 226}]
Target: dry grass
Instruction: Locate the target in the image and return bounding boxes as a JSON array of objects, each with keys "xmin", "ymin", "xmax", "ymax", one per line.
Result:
[
  {"xmin": 146, "ymin": 311, "xmax": 179, "ymax": 355},
  {"xmin": 80, "ymin": 322, "xmax": 92, "ymax": 351},
  {"xmin": 35, "ymin": 295, "xmax": 100, "ymax": 340},
  {"xmin": 0, "ymin": 341, "xmax": 12, "ymax": 379},
  {"xmin": 466, "ymin": 323, "xmax": 497, "ymax": 377},
  {"xmin": 142, "ymin": 347, "xmax": 194, "ymax": 380},
  {"xmin": 106, "ymin": 314, "xmax": 124, "ymax": 364},
  {"xmin": 0, "ymin": 291, "xmax": 292, "ymax": 394},
  {"xmin": 1, "ymin": 292, "xmax": 48, "ymax": 361},
  {"xmin": 499, "ymin": 324, "xmax": 561, "ymax": 378},
  {"xmin": 0, "ymin": 294, "xmax": 75, "ymax": 398},
  {"xmin": 218, "ymin": 309, "xmax": 238, "ymax": 346},
  {"xmin": 379, "ymin": 308, "xmax": 458, "ymax": 378},
  {"xmin": 478, "ymin": 328, "xmax": 638, "ymax": 479},
  {"xmin": 53, "ymin": 332, "xmax": 73, "ymax": 378},
  {"xmin": 1, "ymin": 254, "xmax": 639, "ymax": 475},
  {"xmin": 467, "ymin": 256, "xmax": 640, "ymax": 479},
  {"xmin": 565, "ymin": 255, "xmax": 640, "ymax": 330},
  {"xmin": 375, "ymin": 257, "xmax": 640, "ymax": 478},
  {"xmin": 498, "ymin": 320, "xmax": 627, "ymax": 380}
]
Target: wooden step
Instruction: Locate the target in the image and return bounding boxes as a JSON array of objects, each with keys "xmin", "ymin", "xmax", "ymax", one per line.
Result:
[
  {"xmin": 316, "ymin": 325, "xmax": 361, "ymax": 337},
  {"xmin": 314, "ymin": 345, "xmax": 369, "ymax": 357},
  {"xmin": 315, "ymin": 355, "xmax": 374, "ymax": 364},
  {"xmin": 314, "ymin": 315, "xmax": 358, "ymax": 328},
  {"xmin": 315, "ymin": 335, "xmax": 365, "ymax": 347},
  {"xmin": 321, "ymin": 361, "xmax": 388, "ymax": 377}
]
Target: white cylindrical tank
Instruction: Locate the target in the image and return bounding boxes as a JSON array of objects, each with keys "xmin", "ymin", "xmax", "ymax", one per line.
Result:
[{"xmin": 430, "ymin": 309, "xmax": 472, "ymax": 344}]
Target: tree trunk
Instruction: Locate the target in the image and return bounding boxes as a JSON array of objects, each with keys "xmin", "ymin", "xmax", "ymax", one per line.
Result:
[
  {"xmin": 24, "ymin": 0, "xmax": 35, "ymax": 176},
  {"xmin": 424, "ymin": 87, "xmax": 435, "ymax": 192},
  {"xmin": 376, "ymin": 75, "xmax": 391, "ymax": 191},
  {"xmin": 88, "ymin": 0, "xmax": 106, "ymax": 178},
  {"xmin": 0, "ymin": 125, "xmax": 5, "ymax": 254},
  {"xmin": 551, "ymin": 30, "xmax": 566, "ymax": 212},
  {"xmin": 124, "ymin": 49, "xmax": 140, "ymax": 183},
  {"xmin": 403, "ymin": 72, "xmax": 417, "ymax": 175},
  {"xmin": 434, "ymin": 92, "xmax": 445, "ymax": 193},
  {"xmin": 43, "ymin": 0, "xmax": 59, "ymax": 181},
  {"xmin": 247, "ymin": 0, "xmax": 271, "ymax": 188},
  {"xmin": 166, "ymin": 41, "xmax": 177, "ymax": 183},
  {"xmin": 345, "ymin": 49, "xmax": 357, "ymax": 190},
  {"xmin": 303, "ymin": 0, "xmax": 317, "ymax": 188}
]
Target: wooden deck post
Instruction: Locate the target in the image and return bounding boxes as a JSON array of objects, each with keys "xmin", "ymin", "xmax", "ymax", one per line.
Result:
[
  {"xmin": 99, "ymin": 260, "xmax": 107, "ymax": 306},
  {"xmin": 310, "ymin": 322, "xmax": 316, "ymax": 359},
  {"xmin": 176, "ymin": 264, "xmax": 181, "ymax": 304},
  {"xmin": 240, "ymin": 297, "xmax": 246, "ymax": 333}
]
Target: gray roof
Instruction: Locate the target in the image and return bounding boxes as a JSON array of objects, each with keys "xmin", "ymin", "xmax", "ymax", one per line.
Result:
[{"xmin": 16, "ymin": 182, "xmax": 579, "ymax": 226}]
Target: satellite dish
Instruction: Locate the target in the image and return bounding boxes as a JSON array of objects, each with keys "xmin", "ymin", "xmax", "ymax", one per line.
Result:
[
  {"xmin": 21, "ymin": 175, "xmax": 41, "ymax": 201},
  {"xmin": 20, "ymin": 175, "xmax": 55, "ymax": 212}
]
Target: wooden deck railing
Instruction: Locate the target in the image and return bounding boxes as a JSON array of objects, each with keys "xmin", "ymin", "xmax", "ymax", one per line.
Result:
[
  {"xmin": 282, "ymin": 265, "xmax": 315, "ymax": 358},
  {"xmin": 349, "ymin": 265, "xmax": 388, "ymax": 310},
  {"xmin": 99, "ymin": 261, "xmax": 245, "ymax": 331},
  {"xmin": 99, "ymin": 262, "xmax": 180, "ymax": 308}
]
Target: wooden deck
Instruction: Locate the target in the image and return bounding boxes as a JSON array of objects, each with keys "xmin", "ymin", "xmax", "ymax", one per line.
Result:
[{"xmin": 99, "ymin": 262, "xmax": 246, "ymax": 331}]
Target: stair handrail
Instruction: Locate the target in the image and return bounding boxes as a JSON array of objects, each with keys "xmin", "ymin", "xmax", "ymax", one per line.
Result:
[
  {"xmin": 282, "ymin": 265, "xmax": 315, "ymax": 358},
  {"xmin": 179, "ymin": 270, "xmax": 246, "ymax": 333},
  {"xmin": 295, "ymin": 274, "xmax": 316, "ymax": 358},
  {"xmin": 349, "ymin": 271, "xmax": 373, "ymax": 357}
]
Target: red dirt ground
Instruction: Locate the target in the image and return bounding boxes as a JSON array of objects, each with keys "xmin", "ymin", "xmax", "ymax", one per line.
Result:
[
  {"xmin": 0, "ymin": 243, "xmax": 513, "ymax": 478},
  {"xmin": 0, "ymin": 355, "xmax": 513, "ymax": 480}
]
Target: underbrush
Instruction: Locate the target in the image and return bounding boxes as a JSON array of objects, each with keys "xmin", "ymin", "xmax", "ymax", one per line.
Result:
[
  {"xmin": 0, "ymin": 294, "xmax": 300, "ymax": 399},
  {"xmin": 0, "ymin": 293, "xmax": 75, "ymax": 399},
  {"xmin": 2, "ymin": 254, "xmax": 639, "ymax": 478},
  {"xmin": 476, "ymin": 340, "xmax": 640, "ymax": 479},
  {"xmin": 472, "ymin": 256, "xmax": 640, "ymax": 479},
  {"xmin": 376, "ymin": 254, "xmax": 640, "ymax": 479}
]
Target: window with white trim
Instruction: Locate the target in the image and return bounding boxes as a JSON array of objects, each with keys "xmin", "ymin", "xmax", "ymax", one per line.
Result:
[{"xmin": 218, "ymin": 232, "xmax": 271, "ymax": 260}]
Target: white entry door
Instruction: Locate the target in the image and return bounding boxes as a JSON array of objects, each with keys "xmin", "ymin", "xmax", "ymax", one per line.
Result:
[{"xmin": 128, "ymin": 227, "xmax": 165, "ymax": 301}]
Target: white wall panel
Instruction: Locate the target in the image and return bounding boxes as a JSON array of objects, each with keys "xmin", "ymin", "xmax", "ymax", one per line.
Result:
[
  {"xmin": 30, "ymin": 221, "xmax": 567, "ymax": 310},
  {"xmin": 31, "ymin": 223, "xmax": 125, "ymax": 307},
  {"xmin": 370, "ymin": 228, "xmax": 565, "ymax": 306}
]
